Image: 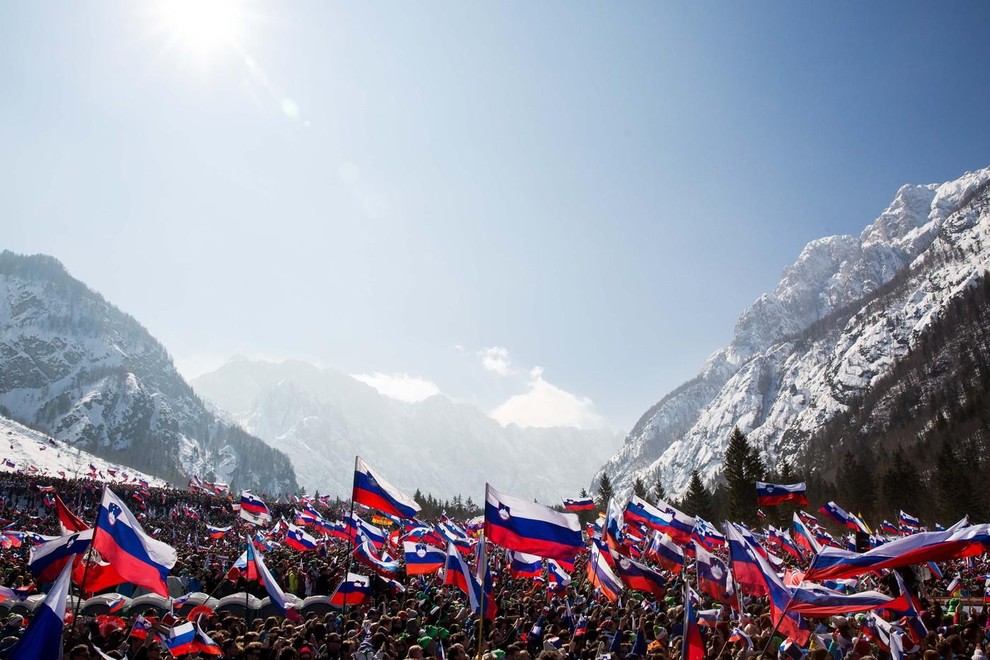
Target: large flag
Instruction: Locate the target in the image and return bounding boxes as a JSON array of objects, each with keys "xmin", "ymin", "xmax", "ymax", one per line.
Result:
[
  {"xmin": 239, "ymin": 491, "xmax": 273, "ymax": 526},
  {"xmin": 806, "ymin": 523, "xmax": 990, "ymax": 581},
  {"xmin": 563, "ymin": 497, "xmax": 595, "ymax": 512},
  {"xmin": 9, "ymin": 560, "xmax": 72, "ymax": 660},
  {"xmin": 653, "ymin": 497, "xmax": 696, "ymax": 546},
  {"xmin": 623, "ymin": 495, "xmax": 668, "ymax": 532},
  {"xmin": 92, "ymin": 487, "xmax": 177, "ymax": 596},
  {"xmin": 28, "ymin": 529, "xmax": 94, "ymax": 582},
  {"xmin": 585, "ymin": 543, "xmax": 624, "ymax": 602},
  {"xmin": 403, "ymin": 541, "xmax": 446, "ymax": 575},
  {"xmin": 484, "ymin": 484, "xmax": 582, "ymax": 561},
  {"xmin": 352, "ymin": 456, "xmax": 420, "ymax": 519},
  {"xmin": 694, "ymin": 542, "xmax": 734, "ymax": 606},
  {"xmin": 329, "ymin": 572, "xmax": 371, "ymax": 607},
  {"xmin": 756, "ymin": 482, "xmax": 809, "ymax": 507}
]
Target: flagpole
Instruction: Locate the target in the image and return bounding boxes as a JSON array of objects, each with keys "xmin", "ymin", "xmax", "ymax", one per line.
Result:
[
  {"xmin": 73, "ymin": 484, "xmax": 107, "ymax": 623},
  {"xmin": 476, "ymin": 531, "xmax": 486, "ymax": 660},
  {"xmin": 344, "ymin": 456, "xmax": 359, "ymax": 618}
]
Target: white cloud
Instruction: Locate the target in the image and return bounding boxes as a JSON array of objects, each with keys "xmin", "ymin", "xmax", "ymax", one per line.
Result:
[
  {"xmin": 352, "ymin": 372, "xmax": 441, "ymax": 403},
  {"xmin": 490, "ymin": 369, "xmax": 605, "ymax": 430},
  {"xmin": 480, "ymin": 346, "xmax": 513, "ymax": 375}
]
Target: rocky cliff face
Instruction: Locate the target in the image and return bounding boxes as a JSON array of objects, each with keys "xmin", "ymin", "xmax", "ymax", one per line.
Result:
[
  {"xmin": 599, "ymin": 167, "xmax": 990, "ymax": 496},
  {"xmin": 0, "ymin": 252, "xmax": 298, "ymax": 493}
]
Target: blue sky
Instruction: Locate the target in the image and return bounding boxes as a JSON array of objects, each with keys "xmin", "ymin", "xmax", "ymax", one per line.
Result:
[{"xmin": 3, "ymin": 2, "xmax": 989, "ymax": 431}]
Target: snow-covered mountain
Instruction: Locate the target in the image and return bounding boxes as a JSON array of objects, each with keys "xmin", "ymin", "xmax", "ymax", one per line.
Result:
[
  {"xmin": 0, "ymin": 253, "xmax": 298, "ymax": 493},
  {"xmin": 192, "ymin": 358, "xmax": 621, "ymax": 503},
  {"xmin": 599, "ymin": 166, "xmax": 990, "ymax": 496},
  {"xmin": 0, "ymin": 414, "xmax": 164, "ymax": 487}
]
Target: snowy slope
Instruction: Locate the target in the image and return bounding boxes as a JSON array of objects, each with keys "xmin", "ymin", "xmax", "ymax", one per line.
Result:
[
  {"xmin": 0, "ymin": 253, "xmax": 298, "ymax": 493},
  {"xmin": 0, "ymin": 414, "xmax": 164, "ymax": 486},
  {"xmin": 599, "ymin": 166, "xmax": 990, "ymax": 496},
  {"xmin": 192, "ymin": 358, "xmax": 622, "ymax": 503}
]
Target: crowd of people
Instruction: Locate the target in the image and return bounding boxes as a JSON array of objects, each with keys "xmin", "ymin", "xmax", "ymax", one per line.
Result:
[{"xmin": 1, "ymin": 469, "xmax": 989, "ymax": 660}]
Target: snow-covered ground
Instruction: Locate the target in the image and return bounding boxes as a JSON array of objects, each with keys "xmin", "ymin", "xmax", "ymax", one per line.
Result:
[{"xmin": 0, "ymin": 414, "xmax": 165, "ymax": 487}]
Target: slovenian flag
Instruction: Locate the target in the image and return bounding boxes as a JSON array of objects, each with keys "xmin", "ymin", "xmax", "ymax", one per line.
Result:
[
  {"xmin": 585, "ymin": 543, "xmax": 623, "ymax": 602},
  {"xmin": 899, "ymin": 510, "xmax": 921, "ymax": 530},
  {"xmin": 93, "ymin": 487, "xmax": 177, "ymax": 597},
  {"xmin": 285, "ymin": 524, "xmax": 319, "ymax": 552},
  {"xmin": 247, "ymin": 540, "xmax": 300, "ymax": 621},
  {"xmin": 7, "ymin": 560, "xmax": 73, "ymax": 660},
  {"xmin": 792, "ymin": 513, "xmax": 822, "ymax": 555},
  {"xmin": 507, "ymin": 551, "xmax": 544, "ymax": 579},
  {"xmin": 206, "ymin": 525, "xmax": 230, "ymax": 540},
  {"xmin": 193, "ymin": 618, "xmax": 224, "ymax": 656},
  {"xmin": 756, "ymin": 482, "xmax": 809, "ymax": 507},
  {"xmin": 329, "ymin": 572, "xmax": 371, "ymax": 607},
  {"xmin": 563, "ymin": 497, "xmax": 595, "ymax": 512},
  {"xmin": 28, "ymin": 528, "xmax": 94, "ymax": 582},
  {"xmin": 612, "ymin": 552, "xmax": 666, "ymax": 598},
  {"xmin": 484, "ymin": 484, "xmax": 582, "ymax": 562},
  {"xmin": 444, "ymin": 542, "xmax": 494, "ymax": 618},
  {"xmin": 403, "ymin": 541, "xmax": 446, "ymax": 575},
  {"xmin": 547, "ymin": 559, "xmax": 572, "ymax": 591},
  {"xmin": 352, "ymin": 456, "xmax": 420, "ymax": 520},
  {"xmin": 681, "ymin": 583, "xmax": 706, "ymax": 660},
  {"xmin": 806, "ymin": 523, "xmax": 990, "ymax": 582},
  {"xmin": 239, "ymin": 492, "xmax": 272, "ymax": 526},
  {"xmin": 164, "ymin": 622, "xmax": 197, "ymax": 655},
  {"xmin": 354, "ymin": 537, "xmax": 400, "ymax": 576},
  {"xmin": 645, "ymin": 530, "xmax": 684, "ymax": 574},
  {"xmin": 653, "ymin": 497, "xmax": 697, "ymax": 546},
  {"xmin": 694, "ymin": 541, "xmax": 735, "ymax": 606}
]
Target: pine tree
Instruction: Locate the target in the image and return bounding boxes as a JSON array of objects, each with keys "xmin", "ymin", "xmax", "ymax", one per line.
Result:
[
  {"xmin": 632, "ymin": 477, "xmax": 648, "ymax": 499},
  {"xmin": 723, "ymin": 427, "xmax": 764, "ymax": 525},
  {"xmin": 597, "ymin": 473, "xmax": 615, "ymax": 509},
  {"xmin": 683, "ymin": 470, "xmax": 714, "ymax": 520},
  {"xmin": 652, "ymin": 473, "xmax": 667, "ymax": 505},
  {"xmin": 881, "ymin": 447, "xmax": 922, "ymax": 517},
  {"xmin": 935, "ymin": 442, "xmax": 974, "ymax": 522}
]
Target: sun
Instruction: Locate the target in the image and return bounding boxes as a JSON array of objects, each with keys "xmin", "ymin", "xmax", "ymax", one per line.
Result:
[{"xmin": 156, "ymin": 0, "xmax": 247, "ymax": 60}]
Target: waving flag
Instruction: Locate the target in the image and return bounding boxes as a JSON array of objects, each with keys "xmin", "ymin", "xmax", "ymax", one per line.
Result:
[
  {"xmin": 881, "ymin": 520, "xmax": 900, "ymax": 536},
  {"xmin": 28, "ymin": 529, "xmax": 94, "ymax": 582},
  {"xmin": 623, "ymin": 495, "xmax": 667, "ymax": 531},
  {"xmin": 247, "ymin": 540, "xmax": 300, "ymax": 621},
  {"xmin": 164, "ymin": 622, "xmax": 197, "ymax": 655},
  {"xmin": 692, "ymin": 518, "xmax": 726, "ymax": 549},
  {"xmin": 695, "ymin": 542, "xmax": 734, "ymax": 606},
  {"xmin": 547, "ymin": 559, "xmax": 572, "ymax": 591},
  {"xmin": 507, "ymin": 551, "xmax": 544, "ymax": 579},
  {"xmin": 612, "ymin": 552, "xmax": 666, "ymax": 598},
  {"xmin": 653, "ymin": 497, "xmax": 697, "ymax": 546},
  {"xmin": 756, "ymin": 482, "xmax": 809, "ymax": 507},
  {"xmin": 729, "ymin": 628, "xmax": 753, "ymax": 651},
  {"xmin": 352, "ymin": 456, "xmax": 420, "ymax": 519},
  {"xmin": 239, "ymin": 492, "xmax": 272, "ymax": 526},
  {"xmin": 403, "ymin": 541, "xmax": 446, "ymax": 575},
  {"xmin": 899, "ymin": 510, "xmax": 921, "ymax": 530},
  {"xmin": 586, "ymin": 543, "xmax": 623, "ymax": 601},
  {"xmin": 792, "ymin": 513, "xmax": 822, "ymax": 555},
  {"xmin": 563, "ymin": 497, "xmax": 595, "ymax": 512},
  {"xmin": 484, "ymin": 484, "xmax": 582, "ymax": 561},
  {"xmin": 354, "ymin": 537, "xmax": 400, "ymax": 576},
  {"xmin": 93, "ymin": 487, "xmax": 177, "ymax": 596},
  {"xmin": 285, "ymin": 524, "xmax": 319, "ymax": 552},
  {"xmin": 8, "ymin": 560, "xmax": 73, "ymax": 660},
  {"xmin": 193, "ymin": 618, "xmax": 223, "ymax": 656},
  {"xmin": 444, "ymin": 542, "xmax": 492, "ymax": 618},
  {"xmin": 806, "ymin": 523, "xmax": 990, "ymax": 581},
  {"xmin": 329, "ymin": 572, "xmax": 371, "ymax": 607},
  {"xmin": 681, "ymin": 583, "xmax": 706, "ymax": 660},
  {"xmin": 347, "ymin": 513, "xmax": 387, "ymax": 549},
  {"xmin": 54, "ymin": 494, "xmax": 88, "ymax": 535},
  {"xmin": 820, "ymin": 501, "xmax": 855, "ymax": 527},
  {"xmin": 438, "ymin": 520, "xmax": 475, "ymax": 555},
  {"xmin": 206, "ymin": 525, "xmax": 230, "ymax": 540},
  {"xmin": 768, "ymin": 526, "xmax": 803, "ymax": 561},
  {"xmin": 645, "ymin": 530, "xmax": 684, "ymax": 574}
]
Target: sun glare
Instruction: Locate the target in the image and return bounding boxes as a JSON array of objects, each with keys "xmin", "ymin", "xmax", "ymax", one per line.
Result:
[{"xmin": 157, "ymin": 0, "xmax": 246, "ymax": 59}]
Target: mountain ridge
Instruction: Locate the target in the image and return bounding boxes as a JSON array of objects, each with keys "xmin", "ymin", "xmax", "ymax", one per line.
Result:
[
  {"xmin": 0, "ymin": 251, "xmax": 299, "ymax": 493},
  {"xmin": 599, "ymin": 166, "xmax": 990, "ymax": 497}
]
